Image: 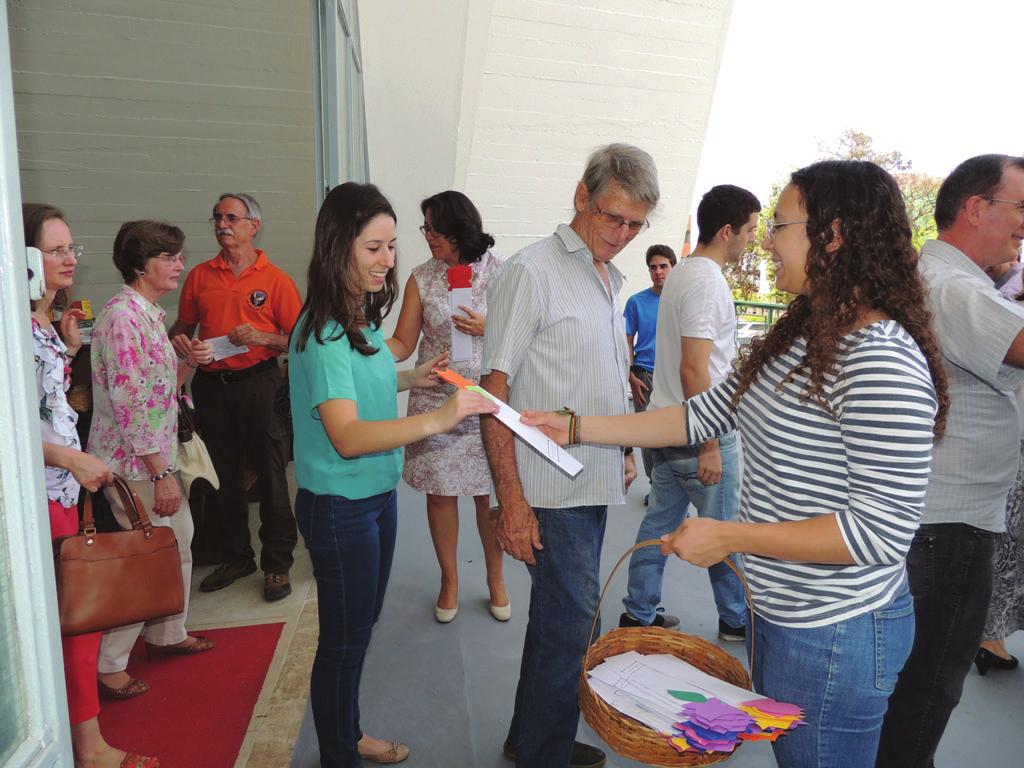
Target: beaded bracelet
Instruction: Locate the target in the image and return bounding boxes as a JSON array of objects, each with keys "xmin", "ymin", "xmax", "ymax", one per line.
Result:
[
  {"xmin": 150, "ymin": 465, "xmax": 177, "ymax": 483},
  {"xmin": 555, "ymin": 406, "xmax": 580, "ymax": 445}
]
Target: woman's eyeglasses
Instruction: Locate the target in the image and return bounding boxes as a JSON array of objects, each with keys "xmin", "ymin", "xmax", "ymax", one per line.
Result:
[{"xmin": 41, "ymin": 245, "xmax": 85, "ymax": 259}]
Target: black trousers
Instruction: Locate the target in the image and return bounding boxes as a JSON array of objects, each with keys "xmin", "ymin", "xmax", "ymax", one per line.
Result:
[{"xmin": 190, "ymin": 363, "xmax": 297, "ymax": 574}]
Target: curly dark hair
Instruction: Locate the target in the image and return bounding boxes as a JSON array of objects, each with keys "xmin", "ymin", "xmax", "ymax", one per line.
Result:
[{"xmin": 730, "ymin": 160, "xmax": 949, "ymax": 434}]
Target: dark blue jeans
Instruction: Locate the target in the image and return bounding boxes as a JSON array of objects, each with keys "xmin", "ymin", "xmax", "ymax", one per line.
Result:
[
  {"xmin": 296, "ymin": 488, "xmax": 398, "ymax": 768},
  {"xmin": 506, "ymin": 505, "xmax": 608, "ymax": 768},
  {"xmin": 876, "ymin": 523, "xmax": 998, "ymax": 768}
]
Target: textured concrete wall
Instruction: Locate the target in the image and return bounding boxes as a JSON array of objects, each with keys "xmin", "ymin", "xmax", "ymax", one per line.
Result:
[{"xmin": 7, "ymin": 0, "xmax": 317, "ymax": 315}]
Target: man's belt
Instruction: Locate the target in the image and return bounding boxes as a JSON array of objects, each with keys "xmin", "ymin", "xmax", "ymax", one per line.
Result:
[{"xmin": 195, "ymin": 357, "xmax": 278, "ymax": 384}]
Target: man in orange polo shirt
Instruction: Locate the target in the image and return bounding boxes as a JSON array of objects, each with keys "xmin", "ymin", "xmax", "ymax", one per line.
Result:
[{"xmin": 170, "ymin": 192, "xmax": 302, "ymax": 602}]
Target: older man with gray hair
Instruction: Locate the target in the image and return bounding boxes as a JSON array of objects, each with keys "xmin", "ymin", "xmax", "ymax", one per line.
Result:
[
  {"xmin": 169, "ymin": 192, "xmax": 303, "ymax": 602},
  {"xmin": 482, "ymin": 143, "xmax": 659, "ymax": 768}
]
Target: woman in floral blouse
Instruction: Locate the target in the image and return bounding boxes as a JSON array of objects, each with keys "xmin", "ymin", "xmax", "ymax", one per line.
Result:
[
  {"xmin": 26, "ymin": 203, "xmax": 158, "ymax": 768},
  {"xmin": 88, "ymin": 220, "xmax": 215, "ymax": 703}
]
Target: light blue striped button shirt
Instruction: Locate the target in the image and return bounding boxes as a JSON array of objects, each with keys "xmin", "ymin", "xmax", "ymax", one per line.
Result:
[
  {"xmin": 482, "ymin": 224, "xmax": 631, "ymax": 508},
  {"xmin": 918, "ymin": 239, "xmax": 1024, "ymax": 532}
]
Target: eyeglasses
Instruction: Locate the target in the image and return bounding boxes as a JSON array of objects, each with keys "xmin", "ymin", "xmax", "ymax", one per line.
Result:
[
  {"xmin": 209, "ymin": 214, "xmax": 253, "ymax": 225},
  {"xmin": 983, "ymin": 197, "xmax": 1024, "ymax": 212},
  {"xmin": 594, "ymin": 204, "xmax": 648, "ymax": 233},
  {"xmin": 764, "ymin": 219, "xmax": 808, "ymax": 241},
  {"xmin": 151, "ymin": 252, "xmax": 186, "ymax": 265},
  {"xmin": 41, "ymin": 244, "xmax": 84, "ymax": 259},
  {"xmin": 419, "ymin": 223, "xmax": 452, "ymax": 238}
]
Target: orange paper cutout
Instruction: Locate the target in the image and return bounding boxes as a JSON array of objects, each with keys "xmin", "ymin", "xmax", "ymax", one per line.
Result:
[{"xmin": 436, "ymin": 368, "xmax": 476, "ymax": 389}]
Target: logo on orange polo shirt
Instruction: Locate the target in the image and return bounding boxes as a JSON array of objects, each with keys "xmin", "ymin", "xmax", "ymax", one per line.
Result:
[{"xmin": 249, "ymin": 289, "xmax": 268, "ymax": 308}]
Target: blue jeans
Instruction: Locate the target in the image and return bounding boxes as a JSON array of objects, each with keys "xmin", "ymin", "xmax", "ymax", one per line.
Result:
[
  {"xmin": 296, "ymin": 488, "xmax": 398, "ymax": 768},
  {"xmin": 876, "ymin": 523, "xmax": 998, "ymax": 768},
  {"xmin": 622, "ymin": 431, "xmax": 746, "ymax": 627},
  {"xmin": 751, "ymin": 583, "xmax": 915, "ymax": 768},
  {"xmin": 506, "ymin": 505, "xmax": 607, "ymax": 768}
]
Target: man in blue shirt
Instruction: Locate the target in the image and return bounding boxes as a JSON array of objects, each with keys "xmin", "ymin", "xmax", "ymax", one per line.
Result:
[{"xmin": 625, "ymin": 244, "xmax": 676, "ymax": 497}]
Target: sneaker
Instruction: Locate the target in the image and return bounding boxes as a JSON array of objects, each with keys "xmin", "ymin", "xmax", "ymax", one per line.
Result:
[
  {"xmin": 264, "ymin": 572, "xmax": 292, "ymax": 602},
  {"xmin": 619, "ymin": 609, "xmax": 680, "ymax": 630},
  {"xmin": 718, "ymin": 618, "xmax": 746, "ymax": 642},
  {"xmin": 503, "ymin": 739, "xmax": 605, "ymax": 768},
  {"xmin": 198, "ymin": 560, "xmax": 257, "ymax": 593}
]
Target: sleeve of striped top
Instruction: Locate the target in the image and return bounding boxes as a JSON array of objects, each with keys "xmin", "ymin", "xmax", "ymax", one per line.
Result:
[
  {"xmin": 683, "ymin": 373, "xmax": 741, "ymax": 446},
  {"xmin": 833, "ymin": 343, "xmax": 938, "ymax": 566}
]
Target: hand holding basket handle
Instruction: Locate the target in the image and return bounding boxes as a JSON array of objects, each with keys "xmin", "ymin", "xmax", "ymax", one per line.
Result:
[{"xmin": 579, "ymin": 540, "xmax": 755, "ymax": 766}]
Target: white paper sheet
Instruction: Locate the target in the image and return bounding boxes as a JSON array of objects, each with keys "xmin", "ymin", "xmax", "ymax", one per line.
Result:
[
  {"xmin": 473, "ymin": 388, "xmax": 584, "ymax": 477},
  {"xmin": 207, "ymin": 334, "xmax": 250, "ymax": 361},
  {"xmin": 449, "ymin": 287, "xmax": 473, "ymax": 363}
]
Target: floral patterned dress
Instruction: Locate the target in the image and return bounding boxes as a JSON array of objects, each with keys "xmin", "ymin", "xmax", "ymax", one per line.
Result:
[
  {"xmin": 33, "ymin": 318, "xmax": 81, "ymax": 507},
  {"xmin": 403, "ymin": 250, "xmax": 504, "ymax": 496},
  {"xmin": 983, "ymin": 437, "xmax": 1024, "ymax": 640}
]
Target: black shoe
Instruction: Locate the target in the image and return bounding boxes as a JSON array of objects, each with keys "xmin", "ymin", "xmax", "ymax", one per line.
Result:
[
  {"xmin": 199, "ymin": 560, "xmax": 257, "ymax": 592},
  {"xmin": 503, "ymin": 739, "xmax": 606, "ymax": 768},
  {"xmin": 718, "ymin": 618, "xmax": 746, "ymax": 642},
  {"xmin": 974, "ymin": 647, "xmax": 1019, "ymax": 676},
  {"xmin": 619, "ymin": 609, "xmax": 680, "ymax": 630}
]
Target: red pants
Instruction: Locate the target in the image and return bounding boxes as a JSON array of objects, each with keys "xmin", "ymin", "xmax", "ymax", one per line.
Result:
[{"xmin": 49, "ymin": 499, "xmax": 101, "ymax": 724}]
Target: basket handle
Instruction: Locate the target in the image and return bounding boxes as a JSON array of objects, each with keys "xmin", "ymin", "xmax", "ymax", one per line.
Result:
[{"xmin": 583, "ymin": 539, "xmax": 757, "ymax": 679}]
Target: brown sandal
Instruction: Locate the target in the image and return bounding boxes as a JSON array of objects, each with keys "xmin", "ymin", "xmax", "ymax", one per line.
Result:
[
  {"xmin": 145, "ymin": 635, "xmax": 216, "ymax": 659},
  {"xmin": 97, "ymin": 677, "xmax": 149, "ymax": 700}
]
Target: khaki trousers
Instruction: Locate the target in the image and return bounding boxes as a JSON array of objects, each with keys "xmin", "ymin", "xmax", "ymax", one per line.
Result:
[{"xmin": 97, "ymin": 474, "xmax": 194, "ymax": 674}]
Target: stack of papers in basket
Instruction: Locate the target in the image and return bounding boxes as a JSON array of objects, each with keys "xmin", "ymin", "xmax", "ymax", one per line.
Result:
[{"xmin": 586, "ymin": 651, "xmax": 805, "ymax": 754}]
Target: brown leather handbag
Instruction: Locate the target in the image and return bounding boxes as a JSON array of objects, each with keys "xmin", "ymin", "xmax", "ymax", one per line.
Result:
[{"xmin": 53, "ymin": 475, "xmax": 185, "ymax": 636}]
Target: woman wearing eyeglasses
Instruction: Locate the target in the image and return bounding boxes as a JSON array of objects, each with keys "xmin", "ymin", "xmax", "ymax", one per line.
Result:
[
  {"xmin": 386, "ymin": 191, "xmax": 509, "ymax": 623},
  {"xmin": 25, "ymin": 204, "xmax": 159, "ymax": 768},
  {"xmin": 523, "ymin": 161, "xmax": 950, "ymax": 768},
  {"xmin": 88, "ymin": 221, "xmax": 214, "ymax": 705}
]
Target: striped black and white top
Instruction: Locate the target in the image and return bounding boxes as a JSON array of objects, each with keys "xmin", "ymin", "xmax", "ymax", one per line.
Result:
[{"xmin": 685, "ymin": 320, "xmax": 938, "ymax": 628}]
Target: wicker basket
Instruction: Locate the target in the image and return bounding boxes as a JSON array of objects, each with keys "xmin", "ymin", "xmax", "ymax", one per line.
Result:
[{"xmin": 579, "ymin": 540, "xmax": 755, "ymax": 767}]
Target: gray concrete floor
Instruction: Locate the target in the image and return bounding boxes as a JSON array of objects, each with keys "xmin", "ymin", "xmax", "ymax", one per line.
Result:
[{"xmin": 291, "ymin": 476, "xmax": 1024, "ymax": 768}]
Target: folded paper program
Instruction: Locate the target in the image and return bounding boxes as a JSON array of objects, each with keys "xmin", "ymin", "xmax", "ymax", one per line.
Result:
[
  {"xmin": 586, "ymin": 651, "xmax": 805, "ymax": 755},
  {"xmin": 435, "ymin": 368, "xmax": 584, "ymax": 477}
]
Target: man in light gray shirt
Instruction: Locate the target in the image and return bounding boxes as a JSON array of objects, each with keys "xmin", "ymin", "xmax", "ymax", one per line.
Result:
[
  {"xmin": 878, "ymin": 154, "xmax": 1024, "ymax": 768},
  {"xmin": 481, "ymin": 143, "xmax": 658, "ymax": 768}
]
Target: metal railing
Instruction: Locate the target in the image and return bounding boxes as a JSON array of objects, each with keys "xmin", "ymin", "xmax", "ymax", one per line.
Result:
[{"xmin": 734, "ymin": 299, "xmax": 787, "ymax": 326}]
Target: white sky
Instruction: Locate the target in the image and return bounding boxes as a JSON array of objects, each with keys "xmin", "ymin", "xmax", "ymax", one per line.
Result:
[{"xmin": 692, "ymin": 0, "xmax": 1024, "ymax": 210}]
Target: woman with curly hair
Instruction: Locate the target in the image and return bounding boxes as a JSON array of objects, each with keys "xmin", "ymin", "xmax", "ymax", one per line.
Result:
[{"xmin": 523, "ymin": 160, "xmax": 949, "ymax": 768}]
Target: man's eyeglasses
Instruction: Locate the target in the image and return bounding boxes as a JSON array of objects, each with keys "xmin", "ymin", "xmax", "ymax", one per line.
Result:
[
  {"xmin": 983, "ymin": 197, "xmax": 1024, "ymax": 212},
  {"xmin": 594, "ymin": 205, "xmax": 648, "ymax": 233},
  {"xmin": 209, "ymin": 214, "xmax": 253, "ymax": 225},
  {"xmin": 152, "ymin": 252, "xmax": 186, "ymax": 265},
  {"xmin": 41, "ymin": 244, "xmax": 84, "ymax": 259},
  {"xmin": 764, "ymin": 219, "xmax": 808, "ymax": 241}
]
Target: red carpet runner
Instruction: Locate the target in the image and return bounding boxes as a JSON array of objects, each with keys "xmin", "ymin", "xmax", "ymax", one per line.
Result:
[{"xmin": 98, "ymin": 622, "xmax": 285, "ymax": 768}]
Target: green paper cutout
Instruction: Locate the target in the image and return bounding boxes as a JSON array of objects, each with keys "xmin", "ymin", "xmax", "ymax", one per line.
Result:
[{"xmin": 668, "ymin": 690, "xmax": 707, "ymax": 702}]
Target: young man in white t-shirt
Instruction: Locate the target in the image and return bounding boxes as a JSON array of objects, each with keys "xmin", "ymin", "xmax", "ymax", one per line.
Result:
[{"xmin": 619, "ymin": 185, "xmax": 761, "ymax": 638}]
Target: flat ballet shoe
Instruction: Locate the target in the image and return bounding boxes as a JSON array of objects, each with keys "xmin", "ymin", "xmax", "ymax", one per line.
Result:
[
  {"xmin": 359, "ymin": 740, "xmax": 410, "ymax": 764},
  {"xmin": 434, "ymin": 604, "xmax": 458, "ymax": 623},
  {"xmin": 489, "ymin": 601, "xmax": 512, "ymax": 621}
]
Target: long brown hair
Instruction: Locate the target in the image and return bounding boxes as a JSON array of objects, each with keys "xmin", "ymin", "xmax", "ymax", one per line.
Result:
[
  {"xmin": 731, "ymin": 161, "xmax": 949, "ymax": 434},
  {"xmin": 293, "ymin": 183, "xmax": 399, "ymax": 355}
]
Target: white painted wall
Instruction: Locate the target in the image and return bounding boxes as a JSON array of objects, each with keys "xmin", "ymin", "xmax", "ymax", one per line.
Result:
[{"xmin": 360, "ymin": 0, "xmax": 733, "ymax": 323}]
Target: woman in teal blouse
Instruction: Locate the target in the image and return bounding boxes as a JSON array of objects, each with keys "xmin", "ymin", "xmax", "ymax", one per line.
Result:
[{"xmin": 289, "ymin": 182, "xmax": 495, "ymax": 767}]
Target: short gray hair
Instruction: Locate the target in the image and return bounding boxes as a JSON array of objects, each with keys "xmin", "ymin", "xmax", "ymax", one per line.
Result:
[
  {"xmin": 215, "ymin": 192, "xmax": 264, "ymax": 223},
  {"xmin": 580, "ymin": 143, "xmax": 660, "ymax": 210}
]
